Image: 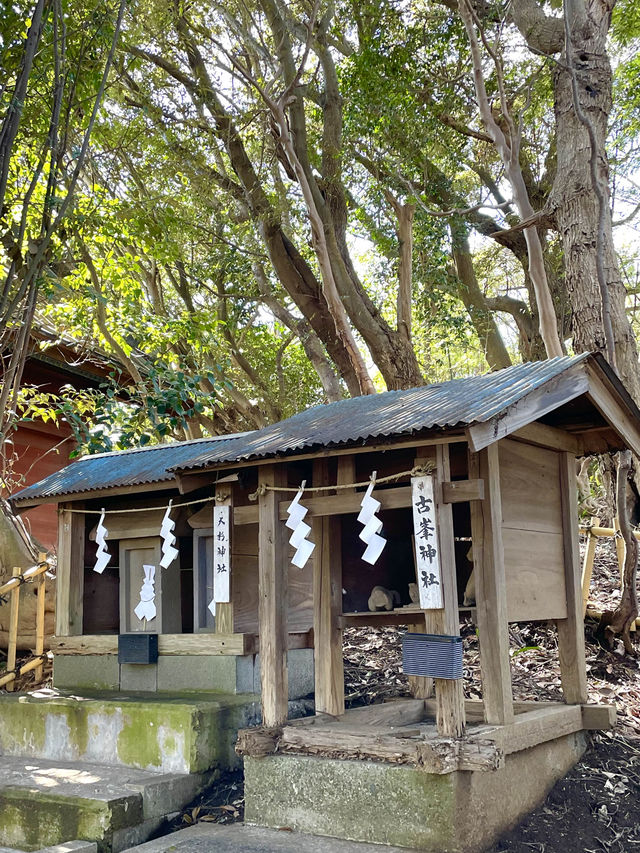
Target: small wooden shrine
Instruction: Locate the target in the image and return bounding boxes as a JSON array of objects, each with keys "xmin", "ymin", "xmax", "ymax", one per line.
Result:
[{"xmin": 10, "ymin": 353, "xmax": 640, "ymax": 850}]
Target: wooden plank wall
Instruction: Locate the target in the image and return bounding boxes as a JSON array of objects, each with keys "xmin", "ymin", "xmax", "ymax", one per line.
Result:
[{"xmin": 498, "ymin": 440, "xmax": 567, "ymax": 621}]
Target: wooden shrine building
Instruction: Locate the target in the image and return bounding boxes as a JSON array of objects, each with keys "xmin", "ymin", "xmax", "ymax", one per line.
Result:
[{"xmin": 9, "ymin": 352, "xmax": 640, "ymax": 849}]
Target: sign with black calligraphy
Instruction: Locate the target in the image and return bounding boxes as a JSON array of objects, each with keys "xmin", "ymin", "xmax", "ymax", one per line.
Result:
[
  {"xmin": 210, "ymin": 505, "xmax": 231, "ymax": 616},
  {"xmin": 411, "ymin": 475, "xmax": 443, "ymax": 609}
]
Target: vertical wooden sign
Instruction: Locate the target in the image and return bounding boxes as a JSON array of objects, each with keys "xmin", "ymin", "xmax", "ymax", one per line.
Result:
[
  {"xmin": 411, "ymin": 475, "xmax": 443, "ymax": 609},
  {"xmin": 211, "ymin": 505, "xmax": 231, "ymax": 612}
]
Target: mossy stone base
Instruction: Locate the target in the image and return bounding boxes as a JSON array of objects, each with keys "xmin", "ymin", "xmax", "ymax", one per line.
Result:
[
  {"xmin": 244, "ymin": 732, "xmax": 587, "ymax": 852},
  {"xmin": 0, "ymin": 691, "xmax": 258, "ymax": 774}
]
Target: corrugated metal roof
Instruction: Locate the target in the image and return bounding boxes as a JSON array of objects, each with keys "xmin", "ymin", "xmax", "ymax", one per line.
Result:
[
  {"xmin": 172, "ymin": 354, "xmax": 592, "ymax": 471},
  {"xmin": 11, "ymin": 433, "xmax": 250, "ymax": 504}
]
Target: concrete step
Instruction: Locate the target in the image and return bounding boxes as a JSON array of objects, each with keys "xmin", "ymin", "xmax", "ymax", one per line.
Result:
[
  {"xmin": 0, "ymin": 689, "xmax": 259, "ymax": 774},
  {"xmin": 0, "ymin": 756, "xmax": 212, "ymax": 853}
]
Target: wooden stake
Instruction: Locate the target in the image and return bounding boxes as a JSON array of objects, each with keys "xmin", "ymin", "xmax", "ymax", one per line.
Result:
[
  {"xmin": 34, "ymin": 552, "xmax": 47, "ymax": 683},
  {"xmin": 581, "ymin": 518, "xmax": 599, "ymax": 617},
  {"xmin": 258, "ymin": 464, "xmax": 289, "ymax": 727},
  {"xmin": 7, "ymin": 568, "xmax": 22, "ymax": 692}
]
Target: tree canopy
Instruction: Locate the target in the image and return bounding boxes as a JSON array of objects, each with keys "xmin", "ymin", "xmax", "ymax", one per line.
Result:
[{"xmin": 1, "ymin": 0, "xmax": 639, "ymax": 455}]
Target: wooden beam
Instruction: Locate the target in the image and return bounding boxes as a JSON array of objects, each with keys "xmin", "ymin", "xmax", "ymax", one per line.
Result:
[
  {"xmin": 466, "ymin": 367, "xmax": 590, "ymax": 452},
  {"xmin": 14, "ymin": 481, "xmax": 173, "ymax": 510},
  {"xmin": 56, "ymin": 503, "xmax": 85, "ymax": 636},
  {"xmin": 581, "ymin": 703, "xmax": 616, "ymax": 729},
  {"xmin": 258, "ymin": 464, "xmax": 289, "ymax": 727},
  {"xmin": 50, "ymin": 632, "xmax": 252, "ymax": 656},
  {"xmin": 556, "ymin": 452, "xmax": 588, "ymax": 703},
  {"xmin": 312, "ymin": 459, "xmax": 345, "ymax": 717},
  {"xmin": 470, "ymin": 705, "xmax": 583, "ymax": 755},
  {"xmin": 215, "ymin": 483, "xmax": 234, "ymax": 634},
  {"xmin": 586, "ymin": 363, "xmax": 640, "ymax": 458},
  {"xmin": 512, "ymin": 422, "xmax": 584, "ymax": 455},
  {"xmin": 442, "ymin": 479, "xmax": 484, "ymax": 503},
  {"xmin": 470, "ymin": 447, "xmax": 514, "ymax": 725}
]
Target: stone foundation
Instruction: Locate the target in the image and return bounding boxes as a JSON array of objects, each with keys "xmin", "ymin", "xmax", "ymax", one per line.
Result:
[{"xmin": 244, "ymin": 731, "xmax": 588, "ymax": 852}]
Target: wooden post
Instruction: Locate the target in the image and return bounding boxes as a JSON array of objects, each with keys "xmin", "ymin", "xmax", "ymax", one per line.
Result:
[
  {"xmin": 432, "ymin": 444, "xmax": 465, "ymax": 737},
  {"xmin": 408, "ymin": 453, "xmax": 436, "ymax": 700},
  {"xmin": 469, "ymin": 446, "xmax": 514, "ymax": 725},
  {"xmin": 7, "ymin": 567, "xmax": 22, "ymax": 692},
  {"xmin": 581, "ymin": 518, "xmax": 599, "ymax": 617},
  {"xmin": 258, "ymin": 464, "xmax": 289, "ymax": 726},
  {"xmin": 312, "ymin": 459, "xmax": 345, "ymax": 717},
  {"xmin": 34, "ymin": 552, "xmax": 47, "ymax": 683},
  {"xmin": 612, "ymin": 517, "xmax": 634, "ymax": 631},
  {"xmin": 56, "ymin": 503, "xmax": 85, "ymax": 636},
  {"xmin": 557, "ymin": 452, "xmax": 588, "ymax": 703},
  {"xmin": 215, "ymin": 484, "xmax": 234, "ymax": 634}
]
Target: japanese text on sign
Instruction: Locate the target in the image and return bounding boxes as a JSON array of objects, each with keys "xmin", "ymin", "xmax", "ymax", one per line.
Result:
[
  {"xmin": 411, "ymin": 475, "xmax": 443, "ymax": 609},
  {"xmin": 211, "ymin": 505, "xmax": 230, "ymax": 613}
]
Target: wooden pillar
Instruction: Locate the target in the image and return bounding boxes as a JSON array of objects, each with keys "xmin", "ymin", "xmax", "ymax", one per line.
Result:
[
  {"xmin": 258, "ymin": 464, "xmax": 289, "ymax": 726},
  {"xmin": 469, "ymin": 445, "xmax": 514, "ymax": 725},
  {"xmin": 557, "ymin": 452, "xmax": 588, "ymax": 703},
  {"xmin": 312, "ymin": 459, "xmax": 345, "ymax": 716},
  {"xmin": 56, "ymin": 503, "xmax": 85, "ymax": 636},
  {"xmin": 215, "ymin": 483, "xmax": 234, "ymax": 634},
  {"xmin": 433, "ymin": 444, "xmax": 465, "ymax": 737},
  {"xmin": 408, "ymin": 452, "xmax": 436, "ymax": 700}
]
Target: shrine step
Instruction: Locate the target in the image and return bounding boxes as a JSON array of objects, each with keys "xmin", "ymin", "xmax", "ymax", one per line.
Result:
[
  {"xmin": 0, "ymin": 755, "xmax": 211, "ymax": 853},
  {"xmin": 0, "ymin": 689, "xmax": 259, "ymax": 774}
]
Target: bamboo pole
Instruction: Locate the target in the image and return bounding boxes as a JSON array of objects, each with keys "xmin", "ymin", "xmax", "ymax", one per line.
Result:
[
  {"xmin": 0, "ymin": 559, "xmax": 49, "ymax": 597},
  {"xmin": 34, "ymin": 552, "xmax": 47, "ymax": 683},
  {"xmin": 581, "ymin": 518, "xmax": 599, "ymax": 617},
  {"xmin": 6, "ymin": 567, "xmax": 22, "ymax": 692},
  {"xmin": 0, "ymin": 654, "xmax": 48, "ymax": 689}
]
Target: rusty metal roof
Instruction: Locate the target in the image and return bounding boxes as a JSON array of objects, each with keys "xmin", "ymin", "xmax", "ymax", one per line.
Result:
[
  {"xmin": 11, "ymin": 433, "xmax": 249, "ymax": 505},
  {"xmin": 172, "ymin": 354, "xmax": 593, "ymax": 471}
]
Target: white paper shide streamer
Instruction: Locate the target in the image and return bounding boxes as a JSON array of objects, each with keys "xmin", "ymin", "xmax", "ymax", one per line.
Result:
[
  {"xmin": 411, "ymin": 475, "xmax": 443, "ymax": 608},
  {"xmin": 285, "ymin": 482, "xmax": 315, "ymax": 569},
  {"xmin": 93, "ymin": 510, "xmax": 111, "ymax": 574},
  {"xmin": 160, "ymin": 500, "xmax": 179, "ymax": 569},
  {"xmin": 208, "ymin": 505, "xmax": 231, "ymax": 617},
  {"xmin": 134, "ymin": 564, "xmax": 157, "ymax": 622},
  {"xmin": 357, "ymin": 473, "xmax": 386, "ymax": 565}
]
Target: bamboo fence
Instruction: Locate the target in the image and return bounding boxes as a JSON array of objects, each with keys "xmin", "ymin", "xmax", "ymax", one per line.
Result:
[
  {"xmin": 580, "ymin": 518, "xmax": 640, "ymax": 629},
  {"xmin": 0, "ymin": 553, "xmax": 51, "ymax": 690}
]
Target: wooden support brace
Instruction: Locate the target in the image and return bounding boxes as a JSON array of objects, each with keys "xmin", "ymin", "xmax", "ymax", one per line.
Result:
[
  {"xmin": 258, "ymin": 464, "xmax": 289, "ymax": 727},
  {"xmin": 469, "ymin": 446, "xmax": 514, "ymax": 725}
]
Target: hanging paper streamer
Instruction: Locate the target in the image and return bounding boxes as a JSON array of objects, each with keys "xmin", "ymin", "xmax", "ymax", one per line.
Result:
[
  {"xmin": 285, "ymin": 482, "xmax": 315, "ymax": 568},
  {"xmin": 134, "ymin": 564, "xmax": 157, "ymax": 622},
  {"xmin": 357, "ymin": 473, "xmax": 386, "ymax": 565},
  {"xmin": 93, "ymin": 510, "xmax": 111, "ymax": 574},
  {"xmin": 211, "ymin": 505, "xmax": 231, "ymax": 616},
  {"xmin": 411, "ymin": 475, "xmax": 443, "ymax": 609},
  {"xmin": 159, "ymin": 501, "xmax": 179, "ymax": 569}
]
